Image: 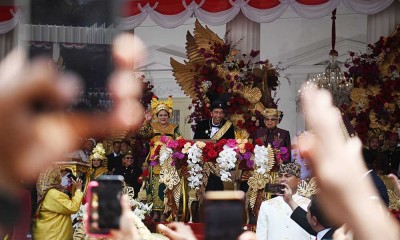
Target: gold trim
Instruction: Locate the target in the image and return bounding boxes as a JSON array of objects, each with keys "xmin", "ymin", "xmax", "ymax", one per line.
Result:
[{"xmin": 211, "ymin": 121, "xmax": 232, "ymax": 140}]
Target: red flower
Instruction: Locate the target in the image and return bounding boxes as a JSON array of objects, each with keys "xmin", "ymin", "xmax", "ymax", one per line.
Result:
[
  {"xmin": 207, "ymin": 150, "xmax": 218, "ymax": 160},
  {"xmin": 245, "ymin": 143, "xmax": 254, "ymax": 151},
  {"xmin": 255, "ymin": 138, "xmax": 264, "ymax": 146}
]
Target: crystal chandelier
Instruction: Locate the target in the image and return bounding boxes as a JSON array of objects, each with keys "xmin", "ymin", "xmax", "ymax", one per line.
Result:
[{"xmin": 299, "ymin": 9, "xmax": 353, "ymax": 108}]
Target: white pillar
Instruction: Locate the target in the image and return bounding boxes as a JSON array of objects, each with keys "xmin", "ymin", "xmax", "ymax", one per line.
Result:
[
  {"xmin": 226, "ymin": 11, "xmax": 260, "ymax": 60},
  {"xmin": 367, "ymin": 2, "xmax": 400, "ymax": 44},
  {"xmin": 52, "ymin": 42, "xmax": 60, "ymax": 61}
]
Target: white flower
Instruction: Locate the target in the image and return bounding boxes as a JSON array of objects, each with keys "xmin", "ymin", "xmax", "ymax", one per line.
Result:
[
  {"xmin": 159, "ymin": 147, "xmax": 173, "ymax": 165},
  {"xmin": 216, "ymin": 145, "xmax": 237, "ymax": 182},
  {"xmin": 254, "ymin": 144, "xmax": 270, "ymax": 174},
  {"xmin": 187, "ymin": 143, "xmax": 204, "ymax": 189},
  {"xmin": 129, "ymin": 199, "xmax": 153, "ymax": 220}
]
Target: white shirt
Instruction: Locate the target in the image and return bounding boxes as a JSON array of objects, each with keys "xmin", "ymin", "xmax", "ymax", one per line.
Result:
[
  {"xmin": 317, "ymin": 228, "xmax": 331, "ymax": 240},
  {"xmin": 256, "ymin": 194, "xmax": 313, "ymax": 240}
]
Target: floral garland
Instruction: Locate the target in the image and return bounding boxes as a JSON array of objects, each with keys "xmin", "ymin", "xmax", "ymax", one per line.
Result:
[
  {"xmin": 344, "ymin": 25, "xmax": 400, "ymax": 143},
  {"xmin": 216, "ymin": 139, "xmax": 238, "ymax": 181},
  {"xmin": 147, "ymin": 137, "xmax": 293, "ymax": 191},
  {"xmin": 253, "ymin": 144, "xmax": 270, "ymax": 174},
  {"xmin": 186, "ymin": 142, "xmax": 204, "ymax": 189}
]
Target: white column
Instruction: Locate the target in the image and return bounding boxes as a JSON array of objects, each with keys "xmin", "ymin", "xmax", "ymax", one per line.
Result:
[
  {"xmin": 367, "ymin": 2, "xmax": 400, "ymax": 44},
  {"xmin": 52, "ymin": 42, "xmax": 60, "ymax": 61},
  {"xmin": 226, "ymin": 11, "xmax": 260, "ymax": 60},
  {"xmin": 0, "ymin": 28, "xmax": 15, "ymax": 60}
]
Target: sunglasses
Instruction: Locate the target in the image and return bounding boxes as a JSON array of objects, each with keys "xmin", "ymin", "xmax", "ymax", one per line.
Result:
[{"xmin": 265, "ymin": 118, "xmax": 278, "ymax": 121}]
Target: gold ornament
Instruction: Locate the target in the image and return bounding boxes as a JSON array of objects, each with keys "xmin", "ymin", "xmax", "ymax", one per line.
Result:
[{"xmin": 151, "ymin": 96, "xmax": 174, "ymax": 118}]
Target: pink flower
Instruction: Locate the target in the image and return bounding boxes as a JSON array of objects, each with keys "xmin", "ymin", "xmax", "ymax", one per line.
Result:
[
  {"xmin": 160, "ymin": 136, "xmax": 169, "ymax": 144},
  {"xmin": 166, "ymin": 140, "xmax": 178, "ymax": 149},
  {"xmin": 280, "ymin": 147, "xmax": 288, "ymax": 155},
  {"xmin": 226, "ymin": 139, "xmax": 237, "ymax": 148}
]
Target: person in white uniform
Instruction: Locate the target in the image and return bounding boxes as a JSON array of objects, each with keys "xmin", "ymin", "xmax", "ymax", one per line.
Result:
[{"xmin": 256, "ymin": 162, "xmax": 313, "ymax": 240}]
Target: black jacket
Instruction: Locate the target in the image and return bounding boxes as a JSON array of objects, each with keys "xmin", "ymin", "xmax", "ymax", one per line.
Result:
[
  {"xmin": 193, "ymin": 119, "xmax": 235, "ymax": 140},
  {"xmin": 107, "ymin": 153, "xmax": 122, "ymax": 173},
  {"xmin": 291, "ymin": 207, "xmax": 335, "ymax": 240}
]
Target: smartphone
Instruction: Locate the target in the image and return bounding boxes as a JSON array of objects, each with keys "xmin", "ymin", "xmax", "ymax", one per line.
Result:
[
  {"xmin": 204, "ymin": 191, "xmax": 245, "ymax": 240},
  {"xmin": 264, "ymin": 183, "xmax": 285, "ymax": 194},
  {"xmin": 66, "ymin": 173, "xmax": 77, "ymax": 181},
  {"xmin": 86, "ymin": 175, "xmax": 124, "ymax": 237}
]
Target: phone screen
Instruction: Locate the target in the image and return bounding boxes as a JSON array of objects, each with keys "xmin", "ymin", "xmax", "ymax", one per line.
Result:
[
  {"xmin": 67, "ymin": 173, "xmax": 77, "ymax": 181},
  {"xmin": 204, "ymin": 191, "xmax": 245, "ymax": 240},
  {"xmin": 87, "ymin": 175, "xmax": 124, "ymax": 236},
  {"xmin": 264, "ymin": 183, "xmax": 285, "ymax": 194}
]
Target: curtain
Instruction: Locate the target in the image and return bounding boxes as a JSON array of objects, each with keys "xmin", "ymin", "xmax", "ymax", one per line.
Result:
[{"xmin": 0, "ymin": 1, "xmax": 395, "ymax": 30}]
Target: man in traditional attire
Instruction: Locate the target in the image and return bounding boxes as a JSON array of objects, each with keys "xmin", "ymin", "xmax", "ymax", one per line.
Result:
[
  {"xmin": 383, "ymin": 132, "xmax": 400, "ymax": 176},
  {"xmin": 113, "ymin": 151, "xmax": 142, "ymax": 198},
  {"xmin": 107, "ymin": 140, "xmax": 122, "ymax": 173},
  {"xmin": 256, "ymin": 163, "xmax": 312, "ymax": 240},
  {"xmin": 193, "ymin": 99, "xmax": 235, "ymax": 191},
  {"xmin": 254, "ymin": 108, "xmax": 291, "ymax": 162}
]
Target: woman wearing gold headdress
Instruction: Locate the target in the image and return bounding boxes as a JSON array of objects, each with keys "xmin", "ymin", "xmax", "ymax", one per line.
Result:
[
  {"xmin": 140, "ymin": 96, "xmax": 181, "ymax": 221},
  {"xmin": 88, "ymin": 143, "xmax": 109, "ymax": 180}
]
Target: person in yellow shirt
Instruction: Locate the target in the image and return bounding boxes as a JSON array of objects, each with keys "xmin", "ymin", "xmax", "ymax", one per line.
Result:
[{"xmin": 33, "ymin": 167, "xmax": 84, "ymax": 240}]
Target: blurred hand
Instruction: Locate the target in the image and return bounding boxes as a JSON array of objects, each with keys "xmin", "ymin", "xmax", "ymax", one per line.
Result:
[
  {"xmin": 110, "ymin": 195, "xmax": 139, "ymax": 240},
  {"xmin": 72, "ymin": 179, "xmax": 82, "ymax": 191},
  {"xmin": 157, "ymin": 222, "xmax": 196, "ymax": 240},
  {"xmin": 0, "ymin": 33, "xmax": 145, "ymax": 191},
  {"xmin": 298, "ymin": 88, "xmax": 399, "ymax": 240},
  {"xmin": 280, "ymin": 183, "xmax": 293, "ymax": 203}
]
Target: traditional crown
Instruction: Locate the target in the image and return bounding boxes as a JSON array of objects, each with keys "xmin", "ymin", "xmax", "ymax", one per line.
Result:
[
  {"xmin": 89, "ymin": 143, "xmax": 108, "ymax": 167},
  {"xmin": 151, "ymin": 96, "xmax": 174, "ymax": 118},
  {"xmin": 261, "ymin": 108, "xmax": 281, "ymax": 118},
  {"xmin": 278, "ymin": 162, "xmax": 301, "ymax": 178}
]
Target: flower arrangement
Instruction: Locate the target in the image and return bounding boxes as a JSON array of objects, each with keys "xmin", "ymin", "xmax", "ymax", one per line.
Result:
[
  {"xmin": 189, "ymin": 42, "xmax": 281, "ymax": 137},
  {"xmin": 148, "ymin": 138, "xmax": 282, "ymax": 190},
  {"xmin": 255, "ymin": 137, "xmax": 290, "ymax": 169},
  {"xmin": 344, "ymin": 25, "xmax": 400, "ymax": 143},
  {"xmin": 171, "ymin": 20, "xmax": 282, "ymax": 139},
  {"xmin": 139, "ymin": 75, "xmax": 155, "ymax": 109},
  {"xmin": 186, "ymin": 142, "xmax": 204, "ymax": 189},
  {"xmin": 216, "ymin": 139, "xmax": 238, "ymax": 181},
  {"xmin": 130, "ymin": 199, "xmax": 153, "ymax": 220}
]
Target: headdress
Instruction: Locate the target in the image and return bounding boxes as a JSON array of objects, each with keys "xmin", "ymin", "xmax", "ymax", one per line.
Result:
[
  {"xmin": 151, "ymin": 96, "xmax": 173, "ymax": 118},
  {"xmin": 36, "ymin": 166, "xmax": 64, "ymax": 204},
  {"xmin": 261, "ymin": 108, "xmax": 281, "ymax": 118},
  {"xmin": 210, "ymin": 99, "xmax": 226, "ymax": 110},
  {"xmin": 89, "ymin": 143, "xmax": 108, "ymax": 168},
  {"xmin": 278, "ymin": 162, "xmax": 301, "ymax": 178}
]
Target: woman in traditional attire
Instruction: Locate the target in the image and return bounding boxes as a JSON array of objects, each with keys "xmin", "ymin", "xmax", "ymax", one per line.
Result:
[
  {"xmin": 33, "ymin": 166, "xmax": 83, "ymax": 240},
  {"xmin": 88, "ymin": 143, "xmax": 109, "ymax": 180},
  {"xmin": 139, "ymin": 96, "xmax": 180, "ymax": 221}
]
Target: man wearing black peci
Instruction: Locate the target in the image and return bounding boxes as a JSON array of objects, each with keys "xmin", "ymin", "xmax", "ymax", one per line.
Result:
[{"xmin": 193, "ymin": 98, "xmax": 235, "ymax": 191}]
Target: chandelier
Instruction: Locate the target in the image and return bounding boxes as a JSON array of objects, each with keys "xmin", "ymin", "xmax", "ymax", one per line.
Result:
[{"xmin": 299, "ymin": 9, "xmax": 353, "ymax": 108}]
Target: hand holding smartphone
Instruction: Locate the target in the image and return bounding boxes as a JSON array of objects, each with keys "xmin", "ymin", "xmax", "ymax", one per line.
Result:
[
  {"xmin": 204, "ymin": 191, "xmax": 245, "ymax": 240},
  {"xmin": 86, "ymin": 175, "xmax": 124, "ymax": 237},
  {"xmin": 264, "ymin": 183, "xmax": 285, "ymax": 194}
]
